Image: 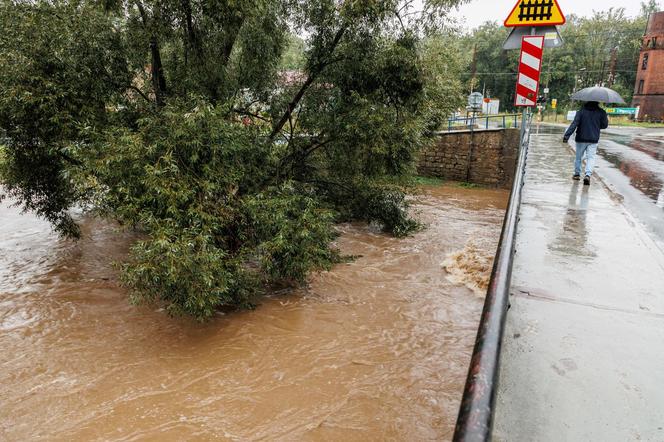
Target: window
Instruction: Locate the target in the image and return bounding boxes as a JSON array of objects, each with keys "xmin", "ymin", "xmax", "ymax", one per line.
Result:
[
  {"xmin": 652, "ymin": 37, "xmax": 658, "ymax": 49},
  {"xmin": 642, "ymin": 53, "xmax": 649, "ymax": 70},
  {"xmin": 638, "ymin": 80, "xmax": 645, "ymax": 95}
]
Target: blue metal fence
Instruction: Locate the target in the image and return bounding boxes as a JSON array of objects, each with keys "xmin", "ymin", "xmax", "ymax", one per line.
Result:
[{"xmin": 446, "ymin": 114, "xmax": 522, "ymax": 132}]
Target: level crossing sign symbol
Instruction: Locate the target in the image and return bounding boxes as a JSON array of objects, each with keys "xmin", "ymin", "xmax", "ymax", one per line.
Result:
[
  {"xmin": 505, "ymin": 0, "xmax": 566, "ymax": 27},
  {"xmin": 520, "ymin": 0, "xmax": 553, "ymax": 21}
]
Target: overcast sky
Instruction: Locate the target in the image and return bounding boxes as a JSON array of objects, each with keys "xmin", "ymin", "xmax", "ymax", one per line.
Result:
[{"xmin": 441, "ymin": 0, "xmax": 651, "ymax": 28}]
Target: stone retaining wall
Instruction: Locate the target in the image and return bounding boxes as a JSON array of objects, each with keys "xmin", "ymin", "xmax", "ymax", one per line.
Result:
[{"xmin": 417, "ymin": 129, "xmax": 520, "ymax": 189}]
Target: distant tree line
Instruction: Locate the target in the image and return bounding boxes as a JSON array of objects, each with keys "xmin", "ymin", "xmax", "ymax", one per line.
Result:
[{"xmin": 456, "ymin": 1, "xmax": 661, "ymax": 112}]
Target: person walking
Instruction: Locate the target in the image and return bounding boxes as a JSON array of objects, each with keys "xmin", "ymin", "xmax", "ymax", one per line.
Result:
[{"xmin": 563, "ymin": 101, "xmax": 609, "ymax": 186}]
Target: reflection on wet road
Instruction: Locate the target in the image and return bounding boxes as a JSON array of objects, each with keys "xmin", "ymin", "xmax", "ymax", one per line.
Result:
[
  {"xmin": 0, "ymin": 185, "xmax": 507, "ymax": 441},
  {"xmin": 549, "ymin": 183, "xmax": 594, "ymax": 259},
  {"xmin": 600, "ymin": 132, "xmax": 664, "ymax": 207},
  {"xmin": 539, "ymin": 124, "xmax": 664, "ymax": 247}
]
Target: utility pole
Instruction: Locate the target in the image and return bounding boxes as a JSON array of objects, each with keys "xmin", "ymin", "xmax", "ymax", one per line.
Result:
[
  {"xmin": 470, "ymin": 44, "xmax": 478, "ymax": 93},
  {"xmin": 574, "ymin": 67, "xmax": 586, "ymax": 94},
  {"xmin": 545, "ymin": 54, "xmax": 552, "ymax": 91},
  {"xmin": 607, "ymin": 47, "xmax": 618, "ymax": 88}
]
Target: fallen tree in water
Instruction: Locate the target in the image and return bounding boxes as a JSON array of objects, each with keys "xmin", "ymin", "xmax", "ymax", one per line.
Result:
[{"xmin": 0, "ymin": 0, "xmax": 464, "ymax": 319}]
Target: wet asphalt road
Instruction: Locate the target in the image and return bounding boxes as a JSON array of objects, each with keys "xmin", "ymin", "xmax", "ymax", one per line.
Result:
[{"xmin": 539, "ymin": 123, "xmax": 664, "ymax": 250}]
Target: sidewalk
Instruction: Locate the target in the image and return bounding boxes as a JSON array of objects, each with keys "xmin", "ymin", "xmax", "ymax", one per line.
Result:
[
  {"xmin": 493, "ymin": 129, "xmax": 664, "ymax": 441},
  {"xmin": 539, "ymin": 120, "xmax": 663, "ymax": 137}
]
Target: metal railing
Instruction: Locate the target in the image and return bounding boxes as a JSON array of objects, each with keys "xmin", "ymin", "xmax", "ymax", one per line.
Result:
[
  {"xmin": 446, "ymin": 114, "xmax": 522, "ymax": 132},
  {"xmin": 453, "ymin": 110, "xmax": 533, "ymax": 442}
]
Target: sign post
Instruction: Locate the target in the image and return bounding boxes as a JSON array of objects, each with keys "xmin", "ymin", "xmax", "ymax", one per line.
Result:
[
  {"xmin": 452, "ymin": 3, "xmax": 567, "ymax": 441},
  {"xmin": 504, "ymin": 0, "xmax": 566, "ymax": 129}
]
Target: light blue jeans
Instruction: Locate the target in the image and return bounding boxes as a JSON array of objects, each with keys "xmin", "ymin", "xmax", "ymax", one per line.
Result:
[{"xmin": 575, "ymin": 142, "xmax": 598, "ymax": 177}]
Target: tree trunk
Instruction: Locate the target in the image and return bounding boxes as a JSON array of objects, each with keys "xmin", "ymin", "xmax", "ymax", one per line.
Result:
[
  {"xmin": 150, "ymin": 38, "xmax": 167, "ymax": 106},
  {"xmin": 181, "ymin": 0, "xmax": 200, "ymax": 57},
  {"xmin": 269, "ymin": 26, "xmax": 346, "ymax": 141},
  {"xmin": 136, "ymin": 1, "xmax": 167, "ymax": 106}
]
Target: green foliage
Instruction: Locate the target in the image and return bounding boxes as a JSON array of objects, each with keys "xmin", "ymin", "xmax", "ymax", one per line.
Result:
[
  {"xmin": 603, "ymin": 116, "xmax": 664, "ymax": 128},
  {"xmin": 0, "ymin": 0, "xmax": 465, "ymax": 319},
  {"xmin": 458, "ymin": 22, "xmax": 519, "ymax": 106},
  {"xmin": 550, "ymin": 9, "xmax": 647, "ymax": 106},
  {"xmin": 641, "ymin": 0, "xmax": 661, "ymax": 17},
  {"xmin": 413, "ymin": 175, "xmax": 445, "ymax": 186},
  {"xmin": 122, "ymin": 226, "xmax": 255, "ymax": 319},
  {"xmin": 88, "ymin": 104, "xmax": 340, "ymax": 319},
  {"xmin": 280, "ymin": 34, "xmax": 307, "ymax": 70},
  {"xmin": 352, "ymin": 183, "xmax": 420, "ymax": 238},
  {"xmin": 458, "ymin": 5, "xmax": 658, "ymax": 111},
  {"xmin": 242, "ymin": 186, "xmax": 340, "ymax": 282},
  {"xmin": 420, "ymin": 32, "xmax": 469, "ymax": 130},
  {"xmin": 0, "ymin": 1, "xmax": 131, "ymax": 236}
]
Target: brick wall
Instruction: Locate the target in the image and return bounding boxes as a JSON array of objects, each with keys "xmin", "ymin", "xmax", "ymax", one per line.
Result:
[
  {"xmin": 417, "ymin": 129, "xmax": 520, "ymax": 189},
  {"xmin": 632, "ymin": 11, "xmax": 664, "ymax": 122}
]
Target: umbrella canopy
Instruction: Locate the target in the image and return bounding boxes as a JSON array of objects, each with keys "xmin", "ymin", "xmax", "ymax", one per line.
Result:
[{"xmin": 570, "ymin": 86, "xmax": 626, "ymax": 104}]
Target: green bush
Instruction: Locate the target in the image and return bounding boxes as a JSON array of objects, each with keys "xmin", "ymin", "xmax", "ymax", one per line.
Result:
[
  {"xmin": 85, "ymin": 105, "xmax": 344, "ymax": 319},
  {"xmin": 122, "ymin": 226, "xmax": 255, "ymax": 318}
]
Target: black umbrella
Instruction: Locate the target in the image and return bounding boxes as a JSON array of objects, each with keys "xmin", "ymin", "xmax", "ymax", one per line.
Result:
[{"xmin": 570, "ymin": 86, "xmax": 626, "ymax": 104}]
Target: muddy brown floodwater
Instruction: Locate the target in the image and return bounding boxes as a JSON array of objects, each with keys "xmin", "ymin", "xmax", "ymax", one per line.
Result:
[{"xmin": 0, "ymin": 184, "xmax": 508, "ymax": 441}]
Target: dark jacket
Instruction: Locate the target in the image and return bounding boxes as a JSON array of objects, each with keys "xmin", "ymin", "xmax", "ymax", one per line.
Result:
[{"xmin": 563, "ymin": 102, "xmax": 609, "ymax": 143}]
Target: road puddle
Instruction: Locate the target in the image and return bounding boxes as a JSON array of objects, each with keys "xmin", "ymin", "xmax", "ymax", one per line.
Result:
[{"xmin": 0, "ymin": 184, "xmax": 507, "ymax": 440}]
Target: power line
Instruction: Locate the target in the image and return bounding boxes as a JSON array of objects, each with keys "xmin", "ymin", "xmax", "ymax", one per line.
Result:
[
  {"xmin": 469, "ymin": 29, "xmax": 646, "ymax": 41},
  {"xmin": 459, "ymin": 69, "xmax": 636, "ymax": 76}
]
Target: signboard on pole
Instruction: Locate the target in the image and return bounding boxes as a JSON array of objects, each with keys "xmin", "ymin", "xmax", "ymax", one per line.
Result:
[
  {"xmin": 503, "ymin": 25, "xmax": 564, "ymax": 49},
  {"xmin": 514, "ymin": 36, "xmax": 545, "ymax": 107},
  {"xmin": 467, "ymin": 92, "xmax": 484, "ymax": 111},
  {"xmin": 605, "ymin": 107, "xmax": 638, "ymax": 115},
  {"xmin": 504, "ymin": 0, "xmax": 566, "ymax": 28}
]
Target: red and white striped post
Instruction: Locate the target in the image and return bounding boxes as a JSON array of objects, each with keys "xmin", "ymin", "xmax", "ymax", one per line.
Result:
[{"xmin": 515, "ymin": 35, "xmax": 544, "ymax": 107}]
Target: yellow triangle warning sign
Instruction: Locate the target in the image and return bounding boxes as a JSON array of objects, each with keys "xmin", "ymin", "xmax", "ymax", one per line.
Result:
[{"xmin": 505, "ymin": 0, "xmax": 566, "ymax": 28}]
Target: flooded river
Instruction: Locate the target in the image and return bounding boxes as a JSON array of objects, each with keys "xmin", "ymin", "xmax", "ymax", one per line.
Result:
[{"xmin": 0, "ymin": 185, "xmax": 507, "ymax": 441}]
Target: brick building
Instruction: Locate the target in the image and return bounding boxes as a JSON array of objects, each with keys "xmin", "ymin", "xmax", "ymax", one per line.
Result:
[{"xmin": 633, "ymin": 11, "xmax": 664, "ymax": 122}]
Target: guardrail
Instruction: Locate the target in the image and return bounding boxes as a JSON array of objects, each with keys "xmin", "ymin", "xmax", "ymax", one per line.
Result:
[
  {"xmin": 446, "ymin": 114, "xmax": 522, "ymax": 132},
  {"xmin": 453, "ymin": 110, "xmax": 533, "ymax": 442}
]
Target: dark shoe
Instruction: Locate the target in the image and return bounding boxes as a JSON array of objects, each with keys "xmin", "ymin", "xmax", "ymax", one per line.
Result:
[
  {"xmin": 573, "ymin": 175, "xmax": 581, "ymax": 181},
  {"xmin": 583, "ymin": 176, "xmax": 591, "ymax": 186}
]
